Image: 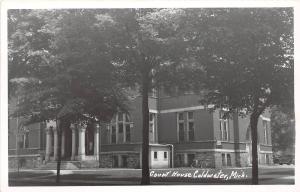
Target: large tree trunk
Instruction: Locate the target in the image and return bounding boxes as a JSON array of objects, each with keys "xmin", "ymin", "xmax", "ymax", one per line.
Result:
[
  {"xmin": 56, "ymin": 119, "xmax": 62, "ymax": 185},
  {"xmin": 250, "ymin": 110, "xmax": 261, "ymax": 185},
  {"xmin": 141, "ymin": 73, "xmax": 150, "ymax": 185}
]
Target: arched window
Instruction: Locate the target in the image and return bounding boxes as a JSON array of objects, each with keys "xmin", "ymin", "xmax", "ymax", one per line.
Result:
[{"xmin": 110, "ymin": 113, "xmax": 132, "ymax": 144}]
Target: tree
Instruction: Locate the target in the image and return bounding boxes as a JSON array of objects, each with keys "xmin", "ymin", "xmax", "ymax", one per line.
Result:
[
  {"xmin": 8, "ymin": 9, "xmax": 127, "ymax": 184},
  {"xmin": 271, "ymin": 107, "xmax": 295, "ymax": 155},
  {"xmin": 8, "ymin": 9, "xmax": 198, "ymax": 185},
  {"xmin": 188, "ymin": 8, "xmax": 293, "ymax": 184},
  {"xmin": 91, "ymin": 9, "xmax": 202, "ymax": 184}
]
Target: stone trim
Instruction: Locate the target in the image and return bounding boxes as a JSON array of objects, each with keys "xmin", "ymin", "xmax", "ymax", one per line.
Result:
[
  {"xmin": 259, "ymin": 150, "xmax": 273, "ymax": 154},
  {"xmin": 176, "ymin": 149, "xmax": 248, "ymax": 153},
  {"xmin": 9, "ymin": 154, "xmax": 41, "ymax": 157},
  {"xmin": 8, "ymin": 147, "xmax": 40, "ymax": 150},
  {"xmin": 100, "ymin": 151, "xmax": 140, "ymax": 154}
]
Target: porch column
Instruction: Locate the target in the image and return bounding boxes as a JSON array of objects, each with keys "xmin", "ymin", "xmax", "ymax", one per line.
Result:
[
  {"xmin": 70, "ymin": 124, "xmax": 76, "ymax": 161},
  {"xmin": 94, "ymin": 123, "xmax": 100, "ymax": 160},
  {"xmin": 61, "ymin": 130, "xmax": 65, "ymax": 158},
  {"xmin": 78, "ymin": 124, "xmax": 87, "ymax": 160},
  {"xmin": 45, "ymin": 126, "xmax": 52, "ymax": 162},
  {"xmin": 53, "ymin": 126, "xmax": 58, "ymax": 160}
]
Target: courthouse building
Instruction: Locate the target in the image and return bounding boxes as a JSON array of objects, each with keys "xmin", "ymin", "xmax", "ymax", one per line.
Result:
[{"xmin": 8, "ymin": 90, "xmax": 273, "ymax": 169}]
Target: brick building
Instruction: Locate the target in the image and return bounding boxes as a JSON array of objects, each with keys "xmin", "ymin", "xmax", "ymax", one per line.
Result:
[{"xmin": 8, "ymin": 90, "xmax": 273, "ymax": 169}]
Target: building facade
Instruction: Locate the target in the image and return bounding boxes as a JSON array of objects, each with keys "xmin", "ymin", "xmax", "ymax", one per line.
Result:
[{"xmin": 8, "ymin": 91, "xmax": 273, "ymax": 169}]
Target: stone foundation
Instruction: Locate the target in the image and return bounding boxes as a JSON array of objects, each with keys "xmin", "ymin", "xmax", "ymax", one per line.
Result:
[
  {"xmin": 9, "ymin": 155, "xmax": 42, "ymax": 169},
  {"xmin": 240, "ymin": 152, "xmax": 250, "ymax": 167},
  {"xmin": 99, "ymin": 154, "xmax": 113, "ymax": 168},
  {"xmin": 195, "ymin": 152, "xmax": 215, "ymax": 168},
  {"xmin": 174, "ymin": 152, "xmax": 216, "ymax": 168},
  {"xmin": 127, "ymin": 153, "xmax": 140, "ymax": 168},
  {"xmin": 98, "ymin": 153, "xmax": 140, "ymax": 168}
]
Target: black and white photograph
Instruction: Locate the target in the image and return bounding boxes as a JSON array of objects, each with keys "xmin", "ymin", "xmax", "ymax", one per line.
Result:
[{"xmin": 0, "ymin": 0, "xmax": 298, "ymax": 191}]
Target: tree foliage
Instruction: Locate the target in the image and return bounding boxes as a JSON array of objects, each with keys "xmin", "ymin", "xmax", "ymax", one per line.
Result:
[
  {"xmin": 8, "ymin": 8, "xmax": 293, "ymax": 185},
  {"xmin": 89, "ymin": 9, "xmax": 204, "ymax": 184},
  {"xmin": 187, "ymin": 8, "xmax": 293, "ymax": 184},
  {"xmin": 8, "ymin": 9, "xmax": 127, "ymax": 124},
  {"xmin": 271, "ymin": 107, "xmax": 295, "ymax": 153},
  {"xmin": 8, "ymin": 9, "xmax": 128, "ymax": 184}
]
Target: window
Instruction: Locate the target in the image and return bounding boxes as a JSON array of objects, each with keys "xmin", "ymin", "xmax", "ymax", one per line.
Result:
[
  {"xmin": 188, "ymin": 112, "xmax": 194, "ymax": 120},
  {"xmin": 24, "ymin": 132, "xmax": 29, "ymax": 148},
  {"xmin": 125, "ymin": 114, "xmax": 130, "ymax": 122},
  {"xmin": 111, "ymin": 126, "xmax": 116, "ymax": 144},
  {"xmin": 223, "ymin": 121, "xmax": 228, "ymax": 140},
  {"xmin": 179, "ymin": 122, "xmax": 185, "ymax": 142},
  {"xmin": 19, "ymin": 131, "xmax": 29, "ymax": 149},
  {"xmin": 121, "ymin": 155, "xmax": 128, "ymax": 167},
  {"xmin": 118, "ymin": 112, "xmax": 123, "ymax": 121},
  {"xmin": 263, "ymin": 120, "xmax": 268, "ymax": 144},
  {"xmin": 178, "ymin": 112, "xmax": 185, "ymax": 142},
  {"xmin": 222, "ymin": 153, "xmax": 226, "ymax": 166},
  {"xmin": 149, "ymin": 113, "xmax": 156, "ymax": 142},
  {"xmin": 150, "ymin": 88, "xmax": 158, "ymax": 97},
  {"xmin": 19, "ymin": 135, "xmax": 24, "ymax": 149},
  {"xmin": 125, "ymin": 124, "xmax": 131, "ymax": 142},
  {"xmin": 111, "ymin": 112, "xmax": 133, "ymax": 144},
  {"xmin": 149, "ymin": 113, "xmax": 154, "ymax": 133},
  {"xmin": 178, "ymin": 112, "xmax": 184, "ymax": 121},
  {"xmin": 219, "ymin": 111, "xmax": 229, "ymax": 141},
  {"xmin": 265, "ymin": 154, "xmax": 270, "ymax": 164},
  {"xmin": 118, "ymin": 123, "xmax": 123, "ymax": 133},
  {"xmin": 154, "ymin": 151, "xmax": 158, "ymax": 159},
  {"xmin": 113, "ymin": 155, "xmax": 118, "ymax": 168},
  {"xmin": 187, "ymin": 154, "xmax": 195, "ymax": 166},
  {"xmin": 178, "ymin": 111, "xmax": 196, "ymax": 142},
  {"xmin": 176, "ymin": 154, "xmax": 184, "ymax": 167},
  {"xmin": 164, "ymin": 152, "xmax": 168, "ymax": 159},
  {"xmin": 187, "ymin": 112, "xmax": 194, "ymax": 141},
  {"xmin": 226, "ymin": 154, "xmax": 232, "ymax": 166},
  {"xmin": 188, "ymin": 122, "xmax": 195, "ymax": 141}
]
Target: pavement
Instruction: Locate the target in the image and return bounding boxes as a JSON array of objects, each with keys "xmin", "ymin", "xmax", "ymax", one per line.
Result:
[{"xmin": 8, "ymin": 165, "xmax": 295, "ymax": 186}]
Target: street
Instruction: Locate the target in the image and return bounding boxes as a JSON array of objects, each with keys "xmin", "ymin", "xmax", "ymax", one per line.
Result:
[{"xmin": 8, "ymin": 165, "xmax": 294, "ymax": 186}]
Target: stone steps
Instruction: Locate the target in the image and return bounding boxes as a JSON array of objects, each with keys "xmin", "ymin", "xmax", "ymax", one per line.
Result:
[
  {"xmin": 80, "ymin": 160, "xmax": 99, "ymax": 168},
  {"xmin": 38, "ymin": 161, "xmax": 81, "ymax": 170}
]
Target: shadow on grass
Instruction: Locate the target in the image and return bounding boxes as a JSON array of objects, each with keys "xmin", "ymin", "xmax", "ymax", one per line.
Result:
[
  {"xmin": 9, "ymin": 171, "xmax": 54, "ymax": 179},
  {"xmin": 261, "ymin": 170, "xmax": 294, "ymax": 176}
]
